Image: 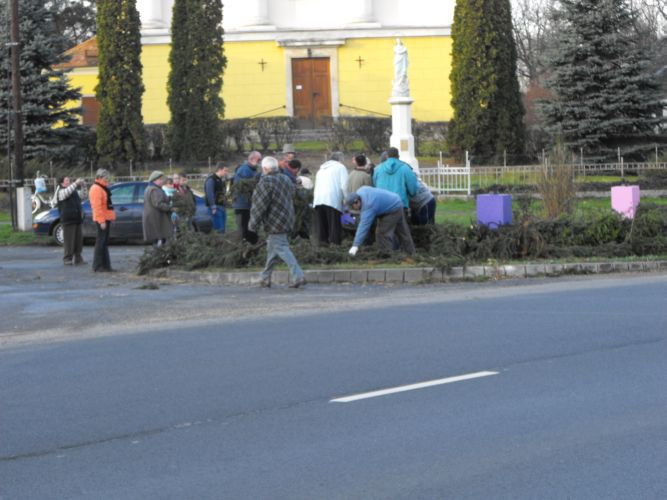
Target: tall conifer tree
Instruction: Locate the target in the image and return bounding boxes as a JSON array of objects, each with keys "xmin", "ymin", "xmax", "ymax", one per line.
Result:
[
  {"xmin": 541, "ymin": 0, "xmax": 665, "ymax": 161},
  {"xmin": 167, "ymin": 0, "xmax": 226, "ymax": 162},
  {"xmin": 95, "ymin": 0, "xmax": 145, "ymax": 168},
  {"xmin": 0, "ymin": 0, "xmax": 83, "ymax": 160},
  {"xmin": 448, "ymin": 0, "xmax": 525, "ymax": 163}
]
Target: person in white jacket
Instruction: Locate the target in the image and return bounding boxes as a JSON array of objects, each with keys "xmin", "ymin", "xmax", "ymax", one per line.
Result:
[{"xmin": 313, "ymin": 151, "xmax": 348, "ymax": 245}]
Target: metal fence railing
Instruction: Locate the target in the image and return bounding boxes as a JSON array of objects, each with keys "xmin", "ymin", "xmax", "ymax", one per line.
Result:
[
  {"xmin": 420, "ymin": 166, "xmax": 471, "ymax": 195},
  {"xmin": 2, "ymin": 161, "xmax": 666, "ymax": 192}
]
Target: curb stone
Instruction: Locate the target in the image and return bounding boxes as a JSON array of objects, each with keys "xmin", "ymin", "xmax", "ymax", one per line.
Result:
[{"xmin": 151, "ymin": 260, "xmax": 667, "ymax": 287}]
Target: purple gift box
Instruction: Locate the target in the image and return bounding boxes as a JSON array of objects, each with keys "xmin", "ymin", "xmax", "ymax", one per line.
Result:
[
  {"xmin": 611, "ymin": 185, "xmax": 640, "ymax": 219},
  {"xmin": 477, "ymin": 194, "xmax": 512, "ymax": 228}
]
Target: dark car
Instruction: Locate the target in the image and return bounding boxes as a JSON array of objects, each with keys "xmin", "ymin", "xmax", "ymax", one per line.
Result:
[{"xmin": 33, "ymin": 181, "xmax": 213, "ymax": 245}]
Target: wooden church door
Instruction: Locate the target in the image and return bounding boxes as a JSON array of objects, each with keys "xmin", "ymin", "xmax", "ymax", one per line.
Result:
[{"xmin": 292, "ymin": 57, "xmax": 331, "ymax": 123}]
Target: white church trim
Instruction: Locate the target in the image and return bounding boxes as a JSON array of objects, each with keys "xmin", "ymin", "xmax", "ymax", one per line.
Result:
[
  {"xmin": 137, "ymin": 0, "xmax": 453, "ymax": 44},
  {"xmin": 279, "ymin": 40, "xmax": 345, "ymax": 118}
]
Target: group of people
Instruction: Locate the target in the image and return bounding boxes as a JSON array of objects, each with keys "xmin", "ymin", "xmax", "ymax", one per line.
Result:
[
  {"xmin": 219, "ymin": 145, "xmax": 435, "ymax": 286},
  {"xmin": 54, "ymin": 144, "xmax": 434, "ymax": 287},
  {"xmin": 51, "ymin": 168, "xmax": 118, "ymax": 272},
  {"xmin": 311, "ymin": 146, "xmax": 436, "ymax": 257},
  {"xmin": 141, "ymin": 170, "xmax": 197, "ymax": 247},
  {"xmin": 203, "ymin": 145, "xmax": 313, "ymax": 241}
]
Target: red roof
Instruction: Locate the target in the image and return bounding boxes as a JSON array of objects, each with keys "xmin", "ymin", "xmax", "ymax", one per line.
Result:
[{"xmin": 59, "ymin": 37, "xmax": 98, "ymax": 69}]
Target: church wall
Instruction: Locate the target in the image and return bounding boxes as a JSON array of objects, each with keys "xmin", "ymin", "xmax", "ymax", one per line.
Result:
[
  {"xmin": 66, "ymin": 69, "xmax": 98, "ymax": 97},
  {"xmin": 64, "ymin": 36, "xmax": 453, "ymax": 125},
  {"xmin": 142, "ymin": 44, "xmax": 172, "ymax": 124},
  {"xmin": 338, "ymin": 36, "xmax": 453, "ymax": 122},
  {"xmin": 224, "ymin": 41, "xmax": 287, "ymax": 119}
]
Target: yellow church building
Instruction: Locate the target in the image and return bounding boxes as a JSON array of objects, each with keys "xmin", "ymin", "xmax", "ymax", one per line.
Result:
[{"xmin": 65, "ymin": 0, "xmax": 455, "ymax": 125}]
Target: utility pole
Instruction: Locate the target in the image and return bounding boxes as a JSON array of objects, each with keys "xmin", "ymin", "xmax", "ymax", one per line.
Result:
[{"xmin": 9, "ymin": 0, "xmax": 23, "ymax": 186}]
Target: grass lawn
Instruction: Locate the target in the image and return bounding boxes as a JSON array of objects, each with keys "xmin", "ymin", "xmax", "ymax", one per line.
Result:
[
  {"xmin": 0, "ymin": 196, "xmax": 664, "ymax": 246},
  {"xmin": 435, "ymin": 196, "xmax": 667, "ymax": 226},
  {"xmin": 0, "ymin": 224, "xmax": 37, "ymax": 245}
]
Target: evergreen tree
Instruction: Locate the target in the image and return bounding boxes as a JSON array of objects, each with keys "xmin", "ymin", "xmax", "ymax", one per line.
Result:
[
  {"xmin": 95, "ymin": 0, "xmax": 145, "ymax": 168},
  {"xmin": 447, "ymin": 0, "xmax": 525, "ymax": 163},
  {"xmin": 0, "ymin": 0, "xmax": 84, "ymax": 161},
  {"xmin": 541, "ymin": 0, "xmax": 666, "ymax": 161},
  {"xmin": 48, "ymin": 0, "xmax": 97, "ymax": 51},
  {"xmin": 167, "ymin": 0, "xmax": 226, "ymax": 162}
]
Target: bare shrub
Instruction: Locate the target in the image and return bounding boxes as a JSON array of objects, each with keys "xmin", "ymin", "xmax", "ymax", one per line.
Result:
[
  {"xmin": 270, "ymin": 117, "xmax": 297, "ymax": 150},
  {"xmin": 537, "ymin": 142, "xmax": 575, "ymax": 218},
  {"xmin": 350, "ymin": 117, "xmax": 390, "ymax": 153},
  {"xmin": 253, "ymin": 119, "xmax": 273, "ymax": 151},
  {"xmin": 221, "ymin": 119, "xmax": 248, "ymax": 154},
  {"xmin": 323, "ymin": 116, "xmax": 356, "ymax": 152}
]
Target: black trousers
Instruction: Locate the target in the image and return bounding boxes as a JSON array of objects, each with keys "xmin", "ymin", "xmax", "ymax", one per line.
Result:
[
  {"xmin": 315, "ymin": 205, "xmax": 342, "ymax": 245},
  {"xmin": 62, "ymin": 223, "xmax": 83, "ymax": 263},
  {"xmin": 410, "ymin": 198, "xmax": 437, "ymax": 225},
  {"xmin": 376, "ymin": 208, "xmax": 416, "ymax": 255},
  {"xmin": 234, "ymin": 209, "xmax": 257, "ymax": 242},
  {"xmin": 93, "ymin": 222, "xmax": 112, "ymax": 271}
]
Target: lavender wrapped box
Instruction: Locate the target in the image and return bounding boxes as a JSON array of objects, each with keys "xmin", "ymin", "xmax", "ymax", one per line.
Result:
[{"xmin": 477, "ymin": 194, "xmax": 512, "ymax": 228}]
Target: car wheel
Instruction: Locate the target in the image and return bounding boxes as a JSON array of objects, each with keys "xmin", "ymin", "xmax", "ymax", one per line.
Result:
[
  {"xmin": 31, "ymin": 196, "xmax": 41, "ymax": 214},
  {"xmin": 53, "ymin": 222, "xmax": 64, "ymax": 246}
]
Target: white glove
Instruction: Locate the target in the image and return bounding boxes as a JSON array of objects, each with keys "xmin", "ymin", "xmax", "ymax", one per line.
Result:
[{"xmin": 348, "ymin": 246, "xmax": 358, "ymax": 256}]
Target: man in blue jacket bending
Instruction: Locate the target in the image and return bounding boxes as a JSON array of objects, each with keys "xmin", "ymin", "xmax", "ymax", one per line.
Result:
[
  {"xmin": 345, "ymin": 186, "xmax": 415, "ymax": 256},
  {"xmin": 372, "ymin": 147, "xmax": 418, "ymax": 209}
]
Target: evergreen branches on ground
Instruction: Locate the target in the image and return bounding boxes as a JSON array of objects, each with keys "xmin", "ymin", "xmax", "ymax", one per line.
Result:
[
  {"xmin": 137, "ymin": 205, "xmax": 667, "ymax": 276},
  {"xmin": 95, "ymin": 0, "xmax": 145, "ymax": 169}
]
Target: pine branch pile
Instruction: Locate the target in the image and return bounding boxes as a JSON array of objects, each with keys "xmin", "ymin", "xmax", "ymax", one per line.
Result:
[{"xmin": 137, "ymin": 205, "xmax": 667, "ymax": 276}]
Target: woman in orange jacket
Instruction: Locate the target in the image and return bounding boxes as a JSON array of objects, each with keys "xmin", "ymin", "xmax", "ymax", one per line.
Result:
[{"xmin": 89, "ymin": 169, "xmax": 116, "ymax": 272}]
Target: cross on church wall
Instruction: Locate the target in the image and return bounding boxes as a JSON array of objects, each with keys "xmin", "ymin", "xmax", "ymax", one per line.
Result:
[
  {"xmin": 355, "ymin": 56, "xmax": 365, "ymax": 68},
  {"xmin": 258, "ymin": 59, "xmax": 267, "ymax": 71}
]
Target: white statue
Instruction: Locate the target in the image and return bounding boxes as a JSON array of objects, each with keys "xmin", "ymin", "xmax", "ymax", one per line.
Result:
[{"xmin": 392, "ymin": 38, "xmax": 410, "ymax": 97}]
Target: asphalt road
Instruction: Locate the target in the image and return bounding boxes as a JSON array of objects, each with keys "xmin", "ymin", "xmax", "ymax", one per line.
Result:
[{"xmin": 1, "ymin": 246, "xmax": 667, "ymax": 499}]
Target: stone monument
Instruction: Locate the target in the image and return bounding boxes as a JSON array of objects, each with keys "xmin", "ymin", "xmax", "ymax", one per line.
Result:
[{"xmin": 389, "ymin": 38, "xmax": 419, "ymax": 172}]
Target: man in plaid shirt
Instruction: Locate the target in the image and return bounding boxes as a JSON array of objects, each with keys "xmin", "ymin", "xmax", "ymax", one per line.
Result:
[{"xmin": 249, "ymin": 156, "xmax": 306, "ymax": 288}]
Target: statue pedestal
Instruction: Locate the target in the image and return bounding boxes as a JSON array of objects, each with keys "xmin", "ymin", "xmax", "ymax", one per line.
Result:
[{"xmin": 389, "ymin": 96, "xmax": 419, "ymax": 173}]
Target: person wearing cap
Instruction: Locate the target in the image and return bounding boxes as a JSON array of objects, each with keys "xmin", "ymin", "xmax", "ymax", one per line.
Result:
[
  {"xmin": 373, "ymin": 147, "xmax": 418, "ymax": 210},
  {"xmin": 249, "ymin": 156, "xmax": 306, "ymax": 289},
  {"xmin": 313, "ymin": 151, "xmax": 348, "ymax": 245},
  {"xmin": 282, "ymin": 144, "xmax": 296, "ymax": 161},
  {"xmin": 205, "ymin": 163, "xmax": 229, "ymax": 233},
  {"xmin": 143, "ymin": 171, "xmax": 173, "ymax": 246},
  {"xmin": 89, "ymin": 168, "xmax": 116, "ymax": 272},
  {"xmin": 345, "ymin": 186, "xmax": 415, "ymax": 256}
]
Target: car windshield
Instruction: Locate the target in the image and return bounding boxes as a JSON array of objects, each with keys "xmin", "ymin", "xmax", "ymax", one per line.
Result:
[{"xmin": 111, "ymin": 184, "xmax": 136, "ymax": 204}]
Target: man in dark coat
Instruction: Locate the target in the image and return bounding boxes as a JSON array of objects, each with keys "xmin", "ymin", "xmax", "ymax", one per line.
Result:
[
  {"xmin": 205, "ymin": 164, "xmax": 229, "ymax": 233},
  {"xmin": 143, "ymin": 171, "xmax": 172, "ymax": 246},
  {"xmin": 56, "ymin": 176, "xmax": 85, "ymax": 265},
  {"xmin": 232, "ymin": 151, "xmax": 261, "ymax": 241},
  {"xmin": 249, "ymin": 156, "xmax": 306, "ymax": 289}
]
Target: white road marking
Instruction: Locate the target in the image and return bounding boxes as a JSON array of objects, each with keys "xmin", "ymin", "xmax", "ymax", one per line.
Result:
[{"xmin": 330, "ymin": 371, "xmax": 499, "ymax": 403}]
